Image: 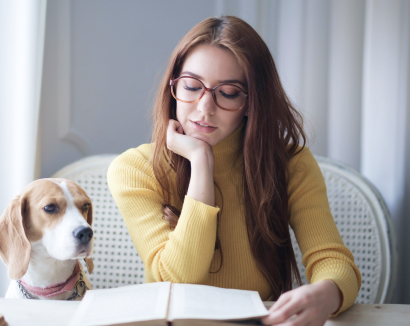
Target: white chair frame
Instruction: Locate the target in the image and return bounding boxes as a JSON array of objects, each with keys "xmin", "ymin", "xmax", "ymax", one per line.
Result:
[
  {"xmin": 311, "ymin": 155, "xmax": 397, "ymax": 303},
  {"xmin": 52, "ymin": 154, "xmax": 398, "ymax": 304}
]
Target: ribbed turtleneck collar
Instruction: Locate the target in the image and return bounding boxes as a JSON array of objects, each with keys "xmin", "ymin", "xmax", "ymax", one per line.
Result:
[{"xmin": 212, "ymin": 119, "xmax": 245, "ymax": 175}]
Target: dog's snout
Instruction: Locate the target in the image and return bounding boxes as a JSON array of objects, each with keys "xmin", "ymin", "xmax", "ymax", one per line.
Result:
[{"xmin": 73, "ymin": 226, "xmax": 93, "ymax": 244}]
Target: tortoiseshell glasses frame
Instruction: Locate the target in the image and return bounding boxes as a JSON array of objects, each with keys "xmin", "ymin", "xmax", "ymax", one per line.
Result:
[{"xmin": 169, "ymin": 76, "xmax": 248, "ymax": 111}]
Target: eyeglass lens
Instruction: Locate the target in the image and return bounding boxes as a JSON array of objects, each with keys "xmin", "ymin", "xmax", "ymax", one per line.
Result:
[{"xmin": 173, "ymin": 77, "xmax": 246, "ymax": 111}]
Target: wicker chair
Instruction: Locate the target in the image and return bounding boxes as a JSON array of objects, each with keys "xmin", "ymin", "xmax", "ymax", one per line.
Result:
[
  {"xmin": 52, "ymin": 155, "xmax": 145, "ymax": 289},
  {"xmin": 290, "ymin": 156, "xmax": 397, "ymax": 304},
  {"xmin": 51, "ymin": 154, "xmax": 397, "ymax": 304}
]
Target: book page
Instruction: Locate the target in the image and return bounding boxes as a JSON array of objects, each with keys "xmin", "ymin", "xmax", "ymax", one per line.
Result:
[
  {"xmin": 69, "ymin": 282, "xmax": 171, "ymax": 326},
  {"xmin": 168, "ymin": 284, "xmax": 268, "ymax": 321}
]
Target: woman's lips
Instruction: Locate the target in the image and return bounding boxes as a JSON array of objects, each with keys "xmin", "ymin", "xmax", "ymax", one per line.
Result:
[{"xmin": 191, "ymin": 120, "xmax": 217, "ymax": 133}]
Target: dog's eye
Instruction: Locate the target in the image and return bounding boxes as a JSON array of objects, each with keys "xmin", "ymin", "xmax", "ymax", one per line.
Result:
[
  {"xmin": 44, "ymin": 204, "xmax": 58, "ymax": 213},
  {"xmin": 82, "ymin": 203, "xmax": 90, "ymax": 212}
]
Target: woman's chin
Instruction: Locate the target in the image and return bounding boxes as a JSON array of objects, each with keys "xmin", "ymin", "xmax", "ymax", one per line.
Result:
[{"xmin": 189, "ymin": 133, "xmax": 217, "ymax": 147}]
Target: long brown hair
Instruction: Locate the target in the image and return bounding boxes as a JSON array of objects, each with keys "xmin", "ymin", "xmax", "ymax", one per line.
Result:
[{"xmin": 151, "ymin": 16, "xmax": 305, "ymax": 299}]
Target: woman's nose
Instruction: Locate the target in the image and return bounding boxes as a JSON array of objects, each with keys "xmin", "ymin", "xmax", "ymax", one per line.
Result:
[{"xmin": 197, "ymin": 91, "xmax": 216, "ymax": 116}]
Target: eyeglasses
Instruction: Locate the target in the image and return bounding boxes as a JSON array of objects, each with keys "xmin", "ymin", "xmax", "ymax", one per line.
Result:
[{"xmin": 169, "ymin": 76, "xmax": 248, "ymax": 111}]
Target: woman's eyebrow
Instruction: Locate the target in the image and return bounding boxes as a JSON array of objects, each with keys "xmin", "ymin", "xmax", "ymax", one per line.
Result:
[
  {"xmin": 180, "ymin": 71, "xmax": 247, "ymax": 88},
  {"xmin": 181, "ymin": 71, "xmax": 203, "ymax": 79},
  {"xmin": 220, "ymin": 79, "xmax": 247, "ymax": 88}
]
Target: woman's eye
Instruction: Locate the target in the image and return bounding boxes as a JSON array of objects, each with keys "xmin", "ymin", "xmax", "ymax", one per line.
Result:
[
  {"xmin": 184, "ymin": 86, "xmax": 201, "ymax": 92},
  {"xmin": 44, "ymin": 204, "xmax": 58, "ymax": 213},
  {"xmin": 220, "ymin": 91, "xmax": 240, "ymax": 99},
  {"xmin": 183, "ymin": 85, "xmax": 201, "ymax": 92}
]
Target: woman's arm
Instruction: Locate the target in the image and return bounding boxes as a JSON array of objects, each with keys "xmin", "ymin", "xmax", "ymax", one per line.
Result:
[
  {"xmin": 167, "ymin": 119, "xmax": 215, "ymax": 207},
  {"xmin": 286, "ymin": 148, "xmax": 361, "ymax": 313},
  {"xmin": 107, "ymin": 120, "xmax": 219, "ymax": 284},
  {"xmin": 262, "ymin": 147, "xmax": 361, "ymax": 325}
]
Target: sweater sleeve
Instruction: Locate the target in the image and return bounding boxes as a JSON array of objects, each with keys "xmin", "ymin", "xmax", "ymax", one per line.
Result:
[
  {"xmin": 287, "ymin": 147, "xmax": 362, "ymax": 316},
  {"xmin": 107, "ymin": 146, "xmax": 220, "ymax": 284}
]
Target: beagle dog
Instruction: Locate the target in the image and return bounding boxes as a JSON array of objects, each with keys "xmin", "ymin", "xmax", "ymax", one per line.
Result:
[{"xmin": 0, "ymin": 178, "xmax": 94, "ymax": 300}]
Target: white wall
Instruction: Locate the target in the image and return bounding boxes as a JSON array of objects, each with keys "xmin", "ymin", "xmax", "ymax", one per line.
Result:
[{"xmin": 39, "ymin": 0, "xmax": 217, "ymax": 178}]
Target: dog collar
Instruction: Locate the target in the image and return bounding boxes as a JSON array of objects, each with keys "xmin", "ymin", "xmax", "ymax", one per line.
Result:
[{"xmin": 17, "ymin": 261, "xmax": 88, "ymax": 300}]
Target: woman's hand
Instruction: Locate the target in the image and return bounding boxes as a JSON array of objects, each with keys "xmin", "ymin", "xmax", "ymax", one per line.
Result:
[
  {"xmin": 262, "ymin": 280, "xmax": 342, "ymax": 326},
  {"xmin": 167, "ymin": 119, "xmax": 215, "ymax": 206},
  {"xmin": 167, "ymin": 119, "xmax": 213, "ymax": 168}
]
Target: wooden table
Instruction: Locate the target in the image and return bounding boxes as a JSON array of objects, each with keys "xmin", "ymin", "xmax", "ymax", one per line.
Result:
[
  {"xmin": 1, "ymin": 298, "xmax": 409, "ymax": 326},
  {"xmin": 265, "ymin": 301, "xmax": 410, "ymax": 325}
]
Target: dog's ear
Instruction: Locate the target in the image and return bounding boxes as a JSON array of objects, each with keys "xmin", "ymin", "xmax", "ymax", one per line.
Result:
[
  {"xmin": 0, "ymin": 196, "xmax": 31, "ymax": 280},
  {"xmin": 84, "ymin": 257, "xmax": 94, "ymax": 274},
  {"xmin": 86, "ymin": 199, "xmax": 93, "ymax": 227},
  {"xmin": 84, "ymin": 195, "xmax": 93, "ymax": 274}
]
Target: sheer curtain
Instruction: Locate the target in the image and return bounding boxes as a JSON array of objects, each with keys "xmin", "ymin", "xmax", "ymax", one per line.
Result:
[
  {"xmin": 0, "ymin": 0, "xmax": 47, "ymax": 296},
  {"xmin": 217, "ymin": 0, "xmax": 410, "ymax": 303}
]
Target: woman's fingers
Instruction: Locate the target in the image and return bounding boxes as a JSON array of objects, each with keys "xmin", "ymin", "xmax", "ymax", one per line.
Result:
[
  {"xmin": 166, "ymin": 119, "xmax": 211, "ymax": 162},
  {"xmin": 167, "ymin": 120, "xmax": 187, "ymax": 147},
  {"xmin": 262, "ymin": 298, "xmax": 303, "ymax": 325},
  {"xmin": 176, "ymin": 123, "xmax": 184, "ymax": 134},
  {"xmin": 167, "ymin": 119, "xmax": 181, "ymax": 136},
  {"xmin": 262, "ymin": 282, "xmax": 340, "ymax": 326},
  {"xmin": 268, "ymin": 293, "xmax": 291, "ymax": 312}
]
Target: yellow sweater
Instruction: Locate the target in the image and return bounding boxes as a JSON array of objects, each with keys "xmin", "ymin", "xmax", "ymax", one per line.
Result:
[{"xmin": 107, "ymin": 123, "xmax": 361, "ymax": 316}]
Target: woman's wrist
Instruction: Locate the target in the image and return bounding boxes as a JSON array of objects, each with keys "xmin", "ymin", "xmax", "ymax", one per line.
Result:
[
  {"xmin": 319, "ymin": 279, "xmax": 343, "ymax": 315},
  {"xmin": 187, "ymin": 151, "xmax": 215, "ymax": 207},
  {"xmin": 189, "ymin": 147, "xmax": 214, "ymax": 172}
]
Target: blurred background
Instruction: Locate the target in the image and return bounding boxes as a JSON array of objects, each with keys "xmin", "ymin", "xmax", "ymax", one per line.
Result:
[{"xmin": 1, "ymin": 0, "xmax": 409, "ymax": 303}]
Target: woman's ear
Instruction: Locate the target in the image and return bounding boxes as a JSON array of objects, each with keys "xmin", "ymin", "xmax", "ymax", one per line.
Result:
[{"xmin": 0, "ymin": 196, "xmax": 31, "ymax": 280}]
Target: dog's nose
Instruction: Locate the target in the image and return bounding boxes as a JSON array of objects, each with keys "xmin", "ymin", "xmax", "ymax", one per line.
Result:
[{"xmin": 73, "ymin": 226, "xmax": 93, "ymax": 244}]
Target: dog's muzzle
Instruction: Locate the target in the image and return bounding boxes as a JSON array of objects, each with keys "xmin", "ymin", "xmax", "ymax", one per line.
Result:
[{"xmin": 72, "ymin": 226, "xmax": 93, "ymax": 244}]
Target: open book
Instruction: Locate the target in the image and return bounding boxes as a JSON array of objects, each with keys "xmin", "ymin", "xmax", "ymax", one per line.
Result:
[{"xmin": 69, "ymin": 282, "xmax": 269, "ymax": 326}]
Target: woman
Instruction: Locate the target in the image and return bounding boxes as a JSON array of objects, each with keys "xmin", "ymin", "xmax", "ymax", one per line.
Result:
[{"xmin": 107, "ymin": 16, "xmax": 361, "ymax": 326}]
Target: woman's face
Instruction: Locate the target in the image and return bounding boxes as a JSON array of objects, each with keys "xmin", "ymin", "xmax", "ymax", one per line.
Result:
[{"xmin": 176, "ymin": 44, "xmax": 248, "ymax": 147}]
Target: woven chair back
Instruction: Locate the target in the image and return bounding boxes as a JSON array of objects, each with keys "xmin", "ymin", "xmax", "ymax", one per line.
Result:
[
  {"xmin": 52, "ymin": 155, "xmax": 145, "ymax": 289},
  {"xmin": 290, "ymin": 156, "xmax": 397, "ymax": 304},
  {"xmin": 52, "ymin": 154, "xmax": 397, "ymax": 303}
]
